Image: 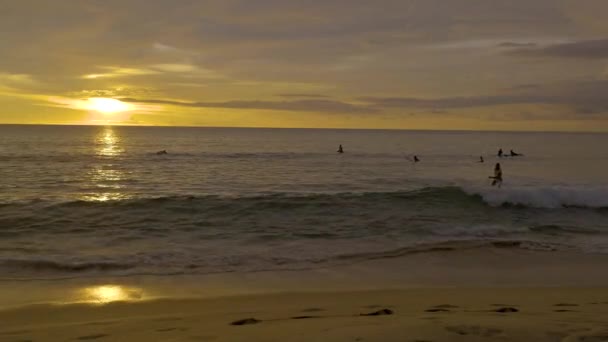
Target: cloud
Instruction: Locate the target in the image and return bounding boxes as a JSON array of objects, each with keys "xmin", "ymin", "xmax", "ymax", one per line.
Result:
[
  {"xmin": 151, "ymin": 64, "xmax": 199, "ymax": 73},
  {"xmin": 3, "ymin": 0, "xmax": 608, "ymax": 129},
  {"xmin": 122, "ymin": 97, "xmax": 373, "ymax": 114},
  {"xmin": 277, "ymin": 93, "xmax": 331, "ymax": 98},
  {"xmin": 67, "ymin": 87, "xmax": 155, "ymax": 98},
  {"xmin": 82, "ymin": 66, "xmax": 159, "ymax": 79},
  {"xmin": 361, "ymin": 94, "xmax": 558, "ymax": 108},
  {"xmin": 81, "ymin": 64, "xmax": 223, "ymax": 80},
  {"xmin": 497, "ymin": 42, "xmax": 538, "ymax": 48},
  {"xmin": 149, "ymin": 64, "xmax": 224, "ymax": 78},
  {"xmin": 361, "ymin": 79, "xmax": 608, "ymax": 115},
  {"xmin": 0, "ymin": 72, "xmax": 36, "ymax": 84},
  {"xmin": 506, "ymin": 38, "xmax": 608, "ymax": 59}
]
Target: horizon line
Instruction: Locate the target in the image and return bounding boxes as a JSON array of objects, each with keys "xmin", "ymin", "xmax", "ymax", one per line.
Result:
[{"xmin": 0, "ymin": 122, "xmax": 606, "ymax": 134}]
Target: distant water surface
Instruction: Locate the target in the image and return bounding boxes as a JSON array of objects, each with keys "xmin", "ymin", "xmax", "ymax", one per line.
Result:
[{"xmin": 1, "ymin": 125, "xmax": 607, "ymax": 279}]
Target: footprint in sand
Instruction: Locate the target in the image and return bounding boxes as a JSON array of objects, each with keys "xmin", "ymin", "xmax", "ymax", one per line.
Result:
[
  {"xmin": 230, "ymin": 308, "xmax": 395, "ymax": 326},
  {"xmin": 76, "ymin": 334, "xmax": 110, "ymax": 340},
  {"xmin": 425, "ymin": 304, "xmax": 459, "ymax": 313},
  {"xmin": 290, "ymin": 315, "xmax": 321, "ymax": 320},
  {"xmin": 230, "ymin": 318, "xmax": 261, "ymax": 326},
  {"xmin": 360, "ymin": 309, "xmax": 394, "ymax": 316},
  {"xmin": 156, "ymin": 327, "xmax": 188, "ymax": 332},
  {"xmin": 446, "ymin": 325, "xmax": 502, "ymax": 337},
  {"xmin": 554, "ymin": 303, "xmax": 579, "ymax": 307}
]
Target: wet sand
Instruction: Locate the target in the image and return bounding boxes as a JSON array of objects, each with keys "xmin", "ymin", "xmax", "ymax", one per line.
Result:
[
  {"xmin": 1, "ymin": 249, "xmax": 608, "ymax": 341},
  {"xmin": 1, "ymin": 288, "xmax": 607, "ymax": 341}
]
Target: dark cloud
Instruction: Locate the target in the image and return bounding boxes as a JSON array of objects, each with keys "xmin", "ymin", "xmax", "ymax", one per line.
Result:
[
  {"xmin": 360, "ymin": 95, "xmax": 558, "ymax": 108},
  {"xmin": 123, "ymin": 79, "xmax": 608, "ymax": 117},
  {"xmin": 122, "ymin": 97, "xmax": 374, "ymax": 114},
  {"xmin": 498, "ymin": 42, "xmax": 538, "ymax": 48},
  {"xmin": 277, "ymin": 93, "xmax": 331, "ymax": 98},
  {"xmin": 507, "ymin": 39, "xmax": 608, "ymax": 59},
  {"xmin": 360, "ymin": 80, "xmax": 608, "ymax": 114}
]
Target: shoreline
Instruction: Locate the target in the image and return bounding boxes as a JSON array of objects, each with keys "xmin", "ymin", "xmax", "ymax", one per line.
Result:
[
  {"xmin": 2, "ymin": 249, "xmax": 608, "ymax": 340},
  {"xmin": 2, "ymin": 248, "xmax": 608, "ymax": 308}
]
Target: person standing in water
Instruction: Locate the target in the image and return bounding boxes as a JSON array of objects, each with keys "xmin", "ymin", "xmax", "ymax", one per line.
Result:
[
  {"xmin": 497, "ymin": 148, "xmax": 503, "ymax": 158},
  {"xmin": 337, "ymin": 144, "xmax": 344, "ymax": 153},
  {"xmin": 489, "ymin": 163, "xmax": 503, "ymax": 187},
  {"xmin": 413, "ymin": 155, "xmax": 420, "ymax": 162},
  {"xmin": 479, "ymin": 156, "xmax": 484, "ymax": 163}
]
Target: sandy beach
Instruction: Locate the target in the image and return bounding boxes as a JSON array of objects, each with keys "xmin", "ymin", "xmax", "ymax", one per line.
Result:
[
  {"xmin": 1, "ymin": 288, "xmax": 607, "ymax": 341},
  {"xmin": 1, "ymin": 249, "xmax": 607, "ymax": 341}
]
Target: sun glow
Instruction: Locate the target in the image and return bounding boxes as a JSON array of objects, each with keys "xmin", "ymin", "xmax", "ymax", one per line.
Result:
[
  {"xmin": 87, "ymin": 98, "xmax": 131, "ymax": 114},
  {"xmin": 82, "ymin": 285, "xmax": 143, "ymax": 304}
]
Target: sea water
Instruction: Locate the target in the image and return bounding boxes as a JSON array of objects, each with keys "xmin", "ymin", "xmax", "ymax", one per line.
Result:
[{"xmin": 1, "ymin": 125, "xmax": 607, "ymax": 279}]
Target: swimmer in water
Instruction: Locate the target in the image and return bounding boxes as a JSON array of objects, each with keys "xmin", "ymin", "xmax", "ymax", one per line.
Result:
[
  {"xmin": 510, "ymin": 149, "xmax": 521, "ymax": 157},
  {"xmin": 337, "ymin": 144, "xmax": 344, "ymax": 153},
  {"xmin": 413, "ymin": 155, "xmax": 420, "ymax": 163},
  {"xmin": 489, "ymin": 162, "xmax": 503, "ymax": 188},
  {"xmin": 479, "ymin": 156, "xmax": 484, "ymax": 163}
]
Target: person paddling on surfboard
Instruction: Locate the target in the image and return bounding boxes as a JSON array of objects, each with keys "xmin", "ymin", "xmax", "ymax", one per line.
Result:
[
  {"xmin": 510, "ymin": 149, "xmax": 522, "ymax": 157},
  {"xmin": 337, "ymin": 144, "xmax": 344, "ymax": 153},
  {"xmin": 413, "ymin": 155, "xmax": 420, "ymax": 163},
  {"xmin": 489, "ymin": 163, "xmax": 503, "ymax": 188}
]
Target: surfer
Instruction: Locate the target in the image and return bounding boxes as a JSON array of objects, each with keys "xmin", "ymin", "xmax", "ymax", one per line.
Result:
[
  {"xmin": 510, "ymin": 149, "xmax": 522, "ymax": 157},
  {"xmin": 489, "ymin": 163, "xmax": 503, "ymax": 188},
  {"xmin": 479, "ymin": 156, "xmax": 484, "ymax": 163},
  {"xmin": 497, "ymin": 148, "xmax": 503, "ymax": 158},
  {"xmin": 413, "ymin": 155, "xmax": 420, "ymax": 163},
  {"xmin": 156, "ymin": 150, "xmax": 168, "ymax": 155},
  {"xmin": 337, "ymin": 144, "xmax": 344, "ymax": 153}
]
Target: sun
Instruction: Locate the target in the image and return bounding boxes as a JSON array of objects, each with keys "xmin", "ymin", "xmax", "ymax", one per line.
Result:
[{"xmin": 87, "ymin": 98, "xmax": 131, "ymax": 114}]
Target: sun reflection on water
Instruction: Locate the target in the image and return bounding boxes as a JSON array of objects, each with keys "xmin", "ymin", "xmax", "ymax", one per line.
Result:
[
  {"xmin": 96, "ymin": 126, "xmax": 124, "ymax": 157},
  {"xmin": 81, "ymin": 285, "xmax": 143, "ymax": 304},
  {"xmin": 83, "ymin": 126, "xmax": 130, "ymax": 202}
]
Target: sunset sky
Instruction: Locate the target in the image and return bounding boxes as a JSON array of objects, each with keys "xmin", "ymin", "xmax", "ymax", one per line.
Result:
[{"xmin": 1, "ymin": 0, "xmax": 608, "ymax": 131}]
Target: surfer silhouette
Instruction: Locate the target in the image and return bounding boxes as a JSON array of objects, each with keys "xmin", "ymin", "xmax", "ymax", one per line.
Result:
[
  {"xmin": 497, "ymin": 148, "xmax": 503, "ymax": 158},
  {"xmin": 489, "ymin": 163, "xmax": 503, "ymax": 187},
  {"xmin": 337, "ymin": 144, "xmax": 344, "ymax": 153},
  {"xmin": 479, "ymin": 156, "xmax": 484, "ymax": 163},
  {"xmin": 510, "ymin": 149, "xmax": 522, "ymax": 157},
  {"xmin": 413, "ymin": 155, "xmax": 420, "ymax": 163}
]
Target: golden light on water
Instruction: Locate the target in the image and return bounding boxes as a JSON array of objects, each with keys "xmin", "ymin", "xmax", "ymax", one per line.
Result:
[
  {"xmin": 82, "ymin": 126, "xmax": 130, "ymax": 202},
  {"xmin": 96, "ymin": 126, "xmax": 124, "ymax": 157},
  {"xmin": 82, "ymin": 285, "xmax": 143, "ymax": 304}
]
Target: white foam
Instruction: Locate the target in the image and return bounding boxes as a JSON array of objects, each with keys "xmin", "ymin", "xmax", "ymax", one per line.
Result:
[{"xmin": 464, "ymin": 185, "xmax": 608, "ymax": 209}]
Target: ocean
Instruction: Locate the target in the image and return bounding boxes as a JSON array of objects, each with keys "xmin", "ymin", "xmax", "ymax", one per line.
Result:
[{"xmin": 1, "ymin": 125, "xmax": 607, "ymax": 280}]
